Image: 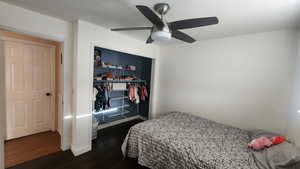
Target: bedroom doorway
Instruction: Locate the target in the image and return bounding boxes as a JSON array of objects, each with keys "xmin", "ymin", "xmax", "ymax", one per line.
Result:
[{"xmin": 0, "ymin": 29, "xmax": 63, "ymax": 168}]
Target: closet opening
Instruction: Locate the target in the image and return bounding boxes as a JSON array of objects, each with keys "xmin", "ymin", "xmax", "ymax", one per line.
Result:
[
  {"xmin": 1, "ymin": 29, "xmax": 64, "ymax": 168},
  {"xmin": 92, "ymin": 46, "xmax": 153, "ymax": 138}
]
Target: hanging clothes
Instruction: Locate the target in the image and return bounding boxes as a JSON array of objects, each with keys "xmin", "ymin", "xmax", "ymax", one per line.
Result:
[
  {"xmin": 134, "ymin": 86, "xmax": 140, "ymax": 104},
  {"xmin": 93, "ymin": 87, "xmax": 98, "ymax": 112},
  {"xmin": 103, "ymin": 86, "xmax": 111, "ymax": 108},
  {"xmin": 140, "ymin": 85, "xmax": 148, "ymax": 101},
  {"xmin": 95, "ymin": 84, "xmax": 111, "ymax": 111},
  {"xmin": 129, "ymin": 85, "xmax": 136, "ymax": 102},
  {"xmin": 128, "ymin": 85, "xmax": 140, "ymax": 104},
  {"xmin": 93, "ymin": 87, "xmax": 98, "ymax": 101},
  {"xmin": 94, "ymin": 85, "xmax": 103, "ymax": 112}
]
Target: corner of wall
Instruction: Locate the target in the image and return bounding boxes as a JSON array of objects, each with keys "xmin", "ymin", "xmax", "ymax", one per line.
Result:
[
  {"xmin": 286, "ymin": 30, "xmax": 300, "ymax": 146},
  {"xmin": 71, "ymin": 144, "xmax": 91, "ymax": 156}
]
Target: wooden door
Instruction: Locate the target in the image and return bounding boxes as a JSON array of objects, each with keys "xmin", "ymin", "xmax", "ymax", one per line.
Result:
[{"xmin": 5, "ymin": 39, "xmax": 55, "ymax": 140}]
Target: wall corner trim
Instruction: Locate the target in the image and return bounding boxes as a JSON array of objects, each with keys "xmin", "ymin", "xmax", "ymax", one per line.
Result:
[
  {"xmin": 61, "ymin": 142, "xmax": 71, "ymax": 151},
  {"xmin": 71, "ymin": 144, "xmax": 91, "ymax": 156}
]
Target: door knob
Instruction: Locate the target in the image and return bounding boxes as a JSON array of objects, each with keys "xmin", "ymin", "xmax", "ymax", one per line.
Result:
[{"xmin": 46, "ymin": 93, "xmax": 51, "ymax": 96}]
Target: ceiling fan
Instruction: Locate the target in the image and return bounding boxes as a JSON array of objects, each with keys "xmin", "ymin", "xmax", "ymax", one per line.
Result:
[{"xmin": 111, "ymin": 3, "xmax": 219, "ymax": 44}]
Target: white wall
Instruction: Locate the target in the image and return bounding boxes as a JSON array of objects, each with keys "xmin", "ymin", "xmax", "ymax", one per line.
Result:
[
  {"xmin": 0, "ymin": 39, "xmax": 5, "ymax": 169},
  {"xmin": 0, "ymin": 1, "xmax": 73, "ymax": 150},
  {"xmin": 72, "ymin": 20, "xmax": 160, "ymax": 155},
  {"xmin": 157, "ymin": 30, "xmax": 299, "ymax": 134},
  {"xmin": 287, "ymin": 30, "xmax": 300, "ymax": 146}
]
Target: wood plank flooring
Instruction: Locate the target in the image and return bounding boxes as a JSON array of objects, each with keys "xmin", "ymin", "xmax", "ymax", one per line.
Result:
[
  {"xmin": 5, "ymin": 131, "xmax": 61, "ymax": 168},
  {"xmin": 7, "ymin": 119, "xmax": 148, "ymax": 169}
]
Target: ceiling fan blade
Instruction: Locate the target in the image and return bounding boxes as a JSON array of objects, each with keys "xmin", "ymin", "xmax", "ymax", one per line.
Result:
[
  {"xmin": 136, "ymin": 5, "xmax": 164, "ymax": 28},
  {"xmin": 172, "ymin": 30, "xmax": 196, "ymax": 43},
  {"xmin": 146, "ymin": 36, "xmax": 153, "ymax": 44},
  {"xmin": 169, "ymin": 17, "xmax": 219, "ymax": 30},
  {"xmin": 111, "ymin": 27, "xmax": 152, "ymax": 31}
]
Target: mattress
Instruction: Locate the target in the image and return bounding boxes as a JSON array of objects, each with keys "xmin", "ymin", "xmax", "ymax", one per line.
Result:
[{"xmin": 122, "ymin": 112, "xmax": 259, "ymax": 169}]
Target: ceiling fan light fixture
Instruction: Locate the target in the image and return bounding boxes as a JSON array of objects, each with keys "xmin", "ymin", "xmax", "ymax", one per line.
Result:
[
  {"xmin": 151, "ymin": 30, "xmax": 171, "ymax": 41},
  {"xmin": 111, "ymin": 4, "xmax": 219, "ymax": 44}
]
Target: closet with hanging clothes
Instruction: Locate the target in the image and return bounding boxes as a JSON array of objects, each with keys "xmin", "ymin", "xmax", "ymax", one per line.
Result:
[{"xmin": 92, "ymin": 47, "xmax": 152, "ymax": 131}]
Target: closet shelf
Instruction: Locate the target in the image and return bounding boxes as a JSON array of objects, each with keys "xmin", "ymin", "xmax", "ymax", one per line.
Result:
[
  {"xmin": 94, "ymin": 66, "xmax": 136, "ymax": 72},
  {"xmin": 108, "ymin": 110, "xmax": 131, "ymax": 118},
  {"xmin": 94, "ymin": 80, "xmax": 146, "ymax": 84},
  {"xmin": 111, "ymin": 96, "xmax": 128, "ymax": 101}
]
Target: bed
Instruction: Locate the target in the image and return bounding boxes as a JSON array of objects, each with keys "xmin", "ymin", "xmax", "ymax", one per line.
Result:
[{"xmin": 121, "ymin": 112, "xmax": 259, "ymax": 169}]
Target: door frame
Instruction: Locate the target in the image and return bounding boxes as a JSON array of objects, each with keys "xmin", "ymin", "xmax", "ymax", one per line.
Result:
[
  {"xmin": 0, "ymin": 24, "xmax": 71, "ymax": 169},
  {"xmin": 1, "ymin": 34, "xmax": 59, "ymax": 139},
  {"xmin": 0, "ymin": 36, "xmax": 6, "ymax": 169}
]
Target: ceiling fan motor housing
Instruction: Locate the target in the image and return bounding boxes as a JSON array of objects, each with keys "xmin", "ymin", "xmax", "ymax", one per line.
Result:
[
  {"xmin": 151, "ymin": 3, "xmax": 172, "ymax": 41},
  {"xmin": 154, "ymin": 3, "xmax": 170, "ymax": 15}
]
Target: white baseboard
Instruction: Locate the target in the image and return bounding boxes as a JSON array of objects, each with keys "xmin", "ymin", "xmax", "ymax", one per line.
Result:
[
  {"xmin": 70, "ymin": 115, "xmax": 146, "ymax": 156},
  {"xmin": 98, "ymin": 115, "xmax": 147, "ymax": 130},
  {"xmin": 71, "ymin": 144, "xmax": 91, "ymax": 156}
]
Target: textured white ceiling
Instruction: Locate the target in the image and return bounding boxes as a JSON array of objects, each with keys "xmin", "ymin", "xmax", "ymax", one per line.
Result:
[{"xmin": 2, "ymin": 0, "xmax": 300, "ymax": 44}]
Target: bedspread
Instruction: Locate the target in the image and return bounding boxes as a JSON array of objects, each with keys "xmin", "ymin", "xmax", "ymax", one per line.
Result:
[{"xmin": 122, "ymin": 112, "xmax": 259, "ymax": 169}]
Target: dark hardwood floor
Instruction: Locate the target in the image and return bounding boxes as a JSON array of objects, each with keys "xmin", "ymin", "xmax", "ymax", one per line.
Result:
[{"xmin": 7, "ymin": 119, "xmax": 148, "ymax": 169}]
